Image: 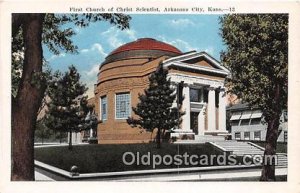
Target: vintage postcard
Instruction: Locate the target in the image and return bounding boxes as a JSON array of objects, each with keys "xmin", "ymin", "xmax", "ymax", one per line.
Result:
[{"xmin": 0, "ymin": 0, "xmax": 300, "ymax": 193}]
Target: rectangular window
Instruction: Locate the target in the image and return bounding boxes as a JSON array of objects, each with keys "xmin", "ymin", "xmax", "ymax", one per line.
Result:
[
  {"xmin": 254, "ymin": 131, "xmax": 261, "ymax": 140},
  {"xmin": 190, "ymin": 88, "xmax": 203, "ymax": 102},
  {"xmin": 101, "ymin": 96, "xmax": 107, "ymax": 121},
  {"xmin": 116, "ymin": 92, "xmax": 130, "ymax": 119},
  {"xmin": 244, "ymin": 132, "xmax": 250, "ymax": 140},
  {"xmin": 235, "ymin": 132, "xmax": 241, "ymax": 140}
]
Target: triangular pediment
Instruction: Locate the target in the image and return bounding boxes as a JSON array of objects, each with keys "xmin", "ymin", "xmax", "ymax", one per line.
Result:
[
  {"xmin": 163, "ymin": 51, "xmax": 230, "ymax": 76},
  {"xmin": 182, "ymin": 56, "xmax": 215, "ymax": 69}
]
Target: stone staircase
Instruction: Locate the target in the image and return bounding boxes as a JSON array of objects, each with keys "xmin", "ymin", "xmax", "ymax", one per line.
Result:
[{"xmin": 210, "ymin": 141, "xmax": 287, "ymax": 167}]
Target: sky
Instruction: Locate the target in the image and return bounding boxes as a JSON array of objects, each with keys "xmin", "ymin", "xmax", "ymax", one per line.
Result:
[{"xmin": 43, "ymin": 14, "xmax": 226, "ymax": 98}]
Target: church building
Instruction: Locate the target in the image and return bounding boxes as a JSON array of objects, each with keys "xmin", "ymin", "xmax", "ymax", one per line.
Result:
[{"xmin": 94, "ymin": 38, "xmax": 230, "ymax": 144}]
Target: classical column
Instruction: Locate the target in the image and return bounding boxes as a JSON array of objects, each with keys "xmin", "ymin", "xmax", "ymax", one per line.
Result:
[
  {"xmin": 218, "ymin": 88, "xmax": 226, "ymax": 132},
  {"xmin": 181, "ymin": 85, "xmax": 190, "ymax": 131},
  {"xmin": 198, "ymin": 106, "xmax": 205, "ymax": 135},
  {"xmin": 207, "ymin": 87, "xmax": 216, "ymax": 131}
]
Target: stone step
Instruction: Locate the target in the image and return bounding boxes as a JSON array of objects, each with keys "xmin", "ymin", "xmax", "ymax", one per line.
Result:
[
  {"xmin": 219, "ymin": 146, "xmax": 253, "ymax": 148},
  {"xmin": 225, "ymin": 149, "xmax": 260, "ymax": 151},
  {"xmin": 209, "ymin": 141, "xmax": 287, "ymax": 168},
  {"xmin": 233, "ymin": 152, "xmax": 264, "ymax": 154},
  {"xmin": 211, "ymin": 141, "xmax": 287, "ymax": 168},
  {"xmin": 225, "ymin": 148, "xmax": 264, "ymax": 151},
  {"xmin": 229, "ymin": 148, "xmax": 263, "ymax": 151},
  {"xmin": 231, "ymin": 149, "xmax": 263, "ymax": 152},
  {"xmin": 216, "ymin": 143, "xmax": 254, "ymax": 146},
  {"xmin": 278, "ymin": 159, "xmax": 288, "ymax": 162}
]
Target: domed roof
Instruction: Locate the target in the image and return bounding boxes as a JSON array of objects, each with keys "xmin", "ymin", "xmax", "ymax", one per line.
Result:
[{"xmin": 109, "ymin": 38, "xmax": 182, "ymax": 56}]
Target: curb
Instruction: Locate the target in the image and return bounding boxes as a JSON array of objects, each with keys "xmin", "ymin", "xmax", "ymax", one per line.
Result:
[{"xmin": 35, "ymin": 160, "xmax": 264, "ymax": 180}]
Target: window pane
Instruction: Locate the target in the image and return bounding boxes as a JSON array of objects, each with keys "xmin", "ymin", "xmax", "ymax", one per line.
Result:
[
  {"xmin": 120, "ymin": 101, "xmax": 126, "ymax": 112},
  {"xmin": 244, "ymin": 132, "xmax": 250, "ymax": 140},
  {"xmin": 190, "ymin": 88, "xmax": 202, "ymax": 102},
  {"xmin": 101, "ymin": 96, "xmax": 107, "ymax": 120},
  {"xmin": 254, "ymin": 131, "xmax": 261, "ymax": 140},
  {"xmin": 116, "ymin": 93, "xmax": 130, "ymax": 119}
]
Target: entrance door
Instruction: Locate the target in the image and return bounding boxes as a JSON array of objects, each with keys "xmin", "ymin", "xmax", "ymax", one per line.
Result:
[{"xmin": 190, "ymin": 112, "xmax": 199, "ymax": 135}]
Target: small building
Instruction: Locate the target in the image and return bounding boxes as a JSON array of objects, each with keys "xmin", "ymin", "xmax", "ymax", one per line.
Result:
[
  {"xmin": 94, "ymin": 38, "xmax": 230, "ymax": 144},
  {"xmin": 227, "ymin": 103, "xmax": 288, "ymax": 142}
]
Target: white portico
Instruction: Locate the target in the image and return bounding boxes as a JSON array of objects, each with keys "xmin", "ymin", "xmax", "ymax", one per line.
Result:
[{"xmin": 163, "ymin": 51, "xmax": 230, "ymax": 141}]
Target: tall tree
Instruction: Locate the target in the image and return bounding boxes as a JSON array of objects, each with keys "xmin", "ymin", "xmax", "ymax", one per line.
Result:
[
  {"xmin": 220, "ymin": 14, "xmax": 288, "ymax": 181},
  {"xmin": 11, "ymin": 13, "xmax": 131, "ymax": 180},
  {"xmin": 45, "ymin": 66, "xmax": 87, "ymax": 150},
  {"xmin": 127, "ymin": 64, "xmax": 184, "ymax": 148},
  {"xmin": 12, "ymin": 14, "xmax": 45, "ymax": 181}
]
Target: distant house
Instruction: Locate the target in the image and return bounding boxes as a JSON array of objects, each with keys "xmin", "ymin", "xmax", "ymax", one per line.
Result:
[{"xmin": 227, "ymin": 103, "xmax": 287, "ymax": 142}]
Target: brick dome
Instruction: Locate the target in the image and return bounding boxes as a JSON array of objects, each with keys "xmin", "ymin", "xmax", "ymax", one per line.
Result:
[
  {"xmin": 102, "ymin": 38, "xmax": 182, "ymax": 65},
  {"xmin": 110, "ymin": 38, "xmax": 182, "ymax": 55}
]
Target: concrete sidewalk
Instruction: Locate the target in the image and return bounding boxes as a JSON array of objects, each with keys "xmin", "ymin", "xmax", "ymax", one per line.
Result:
[{"xmin": 112, "ymin": 167, "xmax": 287, "ymax": 181}]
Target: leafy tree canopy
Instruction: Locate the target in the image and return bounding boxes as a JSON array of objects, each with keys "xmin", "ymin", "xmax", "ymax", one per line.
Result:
[
  {"xmin": 12, "ymin": 13, "xmax": 131, "ymax": 97},
  {"xmin": 220, "ymin": 14, "xmax": 288, "ymax": 121}
]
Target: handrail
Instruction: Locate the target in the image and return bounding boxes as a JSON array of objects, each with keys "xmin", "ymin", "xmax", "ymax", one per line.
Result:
[{"xmin": 207, "ymin": 142, "xmax": 232, "ymax": 153}]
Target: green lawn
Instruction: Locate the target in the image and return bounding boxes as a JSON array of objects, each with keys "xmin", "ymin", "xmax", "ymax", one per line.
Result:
[{"xmin": 34, "ymin": 143, "xmax": 225, "ymax": 173}]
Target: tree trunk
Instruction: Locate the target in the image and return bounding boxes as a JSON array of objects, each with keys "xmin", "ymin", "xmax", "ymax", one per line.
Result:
[
  {"xmin": 11, "ymin": 14, "xmax": 45, "ymax": 181},
  {"xmin": 260, "ymin": 84, "xmax": 281, "ymax": 181},
  {"xmin": 68, "ymin": 130, "xmax": 73, "ymax": 150},
  {"xmin": 156, "ymin": 128, "xmax": 161, "ymax": 149},
  {"xmin": 260, "ymin": 116, "xmax": 280, "ymax": 181}
]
